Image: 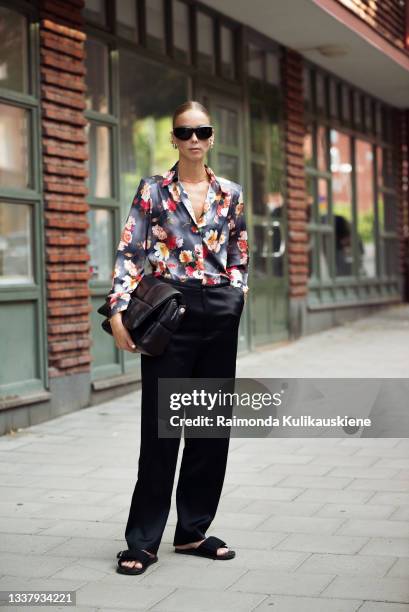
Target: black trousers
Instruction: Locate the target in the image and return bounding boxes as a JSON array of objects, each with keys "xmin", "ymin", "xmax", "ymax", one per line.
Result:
[{"xmin": 124, "ymin": 277, "xmax": 245, "ymax": 555}]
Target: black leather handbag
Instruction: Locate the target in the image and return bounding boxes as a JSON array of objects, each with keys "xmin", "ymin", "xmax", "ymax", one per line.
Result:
[{"xmin": 97, "ymin": 274, "xmax": 187, "ymax": 356}]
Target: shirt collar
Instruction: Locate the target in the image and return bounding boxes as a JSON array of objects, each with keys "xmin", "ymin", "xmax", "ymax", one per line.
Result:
[{"xmin": 161, "ymin": 160, "xmax": 229, "ymax": 195}]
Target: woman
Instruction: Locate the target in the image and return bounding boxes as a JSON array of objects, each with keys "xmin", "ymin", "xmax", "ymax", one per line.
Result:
[{"xmin": 107, "ymin": 100, "xmax": 249, "ymax": 575}]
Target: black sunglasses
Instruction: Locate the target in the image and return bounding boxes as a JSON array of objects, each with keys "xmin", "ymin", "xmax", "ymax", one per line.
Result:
[{"xmin": 172, "ymin": 125, "xmax": 213, "ymax": 141}]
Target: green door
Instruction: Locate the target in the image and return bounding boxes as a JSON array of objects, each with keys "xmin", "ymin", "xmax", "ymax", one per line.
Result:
[
  {"xmin": 249, "ymin": 89, "xmax": 288, "ymax": 345},
  {"xmin": 197, "ymin": 87, "xmax": 249, "ymax": 353}
]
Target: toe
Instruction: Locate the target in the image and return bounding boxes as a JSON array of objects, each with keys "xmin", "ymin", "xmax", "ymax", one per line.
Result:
[{"xmin": 217, "ymin": 547, "xmax": 229, "ymax": 556}]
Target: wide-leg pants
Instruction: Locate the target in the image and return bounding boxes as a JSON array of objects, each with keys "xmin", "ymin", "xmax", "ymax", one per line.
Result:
[{"xmin": 124, "ymin": 277, "xmax": 245, "ymax": 555}]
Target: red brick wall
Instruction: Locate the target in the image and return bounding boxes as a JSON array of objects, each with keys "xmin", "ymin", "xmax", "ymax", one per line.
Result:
[
  {"xmin": 282, "ymin": 50, "xmax": 308, "ymax": 300},
  {"xmin": 398, "ymin": 110, "xmax": 409, "ymax": 300},
  {"xmin": 337, "ymin": 0, "xmax": 408, "ymax": 51},
  {"xmin": 39, "ymin": 0, "xmax": 91, "ymax": 378}
]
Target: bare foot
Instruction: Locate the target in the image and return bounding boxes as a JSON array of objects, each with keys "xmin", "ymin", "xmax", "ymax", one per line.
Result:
[
  {"xmin": 175, "ymin": 539, "xmax": 229, "ymax": 556},
  {"xmin": 119, "ymin": 549, "xmax": 155, "ymax": 570}
]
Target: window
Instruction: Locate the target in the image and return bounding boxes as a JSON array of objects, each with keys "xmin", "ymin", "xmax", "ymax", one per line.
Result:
[
  {"xmin": 304, "ymin": 62, "xmax": 400, "ymax": 304},
  {"xmin": 355, "ymin": 140, "xmax": 375, "ymax": 278},
  {"xmin": 197, "ymin": 12, "xmax": 214, "ymax": 73},
  {"xmin": 173, "ymin": 1, "xmax": 190, "ymax": 63},
  {"xmin": 84, "ymin": 0, "xmax": 107, "ymax": 26},
  {"xmin": 118, "ymin": 50, "xmax": 189, "ymax": 209},
  {"xmin": 116, "ymin": 0, "xmax": 138, "ymax": 42},
  {"xmin": 146, "ymin": 0, "xmax": 165, "ymax": 54},
  {"xmin": 220, "ymin": 25, "xmax": 235, "ymax": 80},
  {"xmin": 0, "ymin": 4, "xmax": 45, "ymax": 395}
]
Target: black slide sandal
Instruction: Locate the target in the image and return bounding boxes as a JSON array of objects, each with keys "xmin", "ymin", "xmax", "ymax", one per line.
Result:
[
  {"xmin": 174, "ymin": 536, "xmax": 235, "ymax": 560},
  {"xmin": 116, "ymin": 549, "xmax": 158, "ymax": 575}
]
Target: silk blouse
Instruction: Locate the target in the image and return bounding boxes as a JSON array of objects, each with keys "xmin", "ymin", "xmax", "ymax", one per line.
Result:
[{"xmin": 106, "ymin": 160, "xmax": 250, "ymax": 317}]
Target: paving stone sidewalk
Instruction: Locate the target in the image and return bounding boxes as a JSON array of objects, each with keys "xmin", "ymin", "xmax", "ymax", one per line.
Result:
[{"xmin": 0, "ymin": 304, "xmax": 408, "ymax": 612}]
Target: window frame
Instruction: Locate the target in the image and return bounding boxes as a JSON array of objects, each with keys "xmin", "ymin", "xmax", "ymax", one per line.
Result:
[{"xmin": 304, "ymin": 60, "xmax": 401, "ymax": 308}]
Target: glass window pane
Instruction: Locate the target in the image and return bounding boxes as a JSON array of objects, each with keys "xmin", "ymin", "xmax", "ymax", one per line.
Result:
[
  {"xmin": 317, "ymin": 125, "xmax": 327, "ymax": 172},
  {"xmin": 378, "ymin": 193, "xmax": 397, "ymax": 233},
  {"xmin": 221, "ymin": 25, "xmax": 234, "ymax": 79},
  {"xmin": 341, "ymin": 84, "xmax": 350, "ymax": 123},
  {"xmin": 118, "ymin": 51, "xmax": 189, "ymax": 211},
  {"xmin": 383, "ymin": 239, "xmax": 398, "ymax": 276},
  {"xmin": 250, "ymin": 99, "xmax": 264, "ymax": 155},
  {"xmin": 218, "ymin": 154, "xmax": 238, "ymax": 183},
  {"xmin": 315, "ymin": 72, "xmax": 325, "ymax": 114},
  {"xmin": 247, "ymin": 43, "xmax": 263, "ymax": 80},
  {"xmin": 0, "ymin": 104, "xmax": 30, "ymax": 190},
  {"xmin": 356, "ymin": 140, "xmax": 375, "ymax": 277},
  {"xmin": 318, "ymin": 178, "xmax": 329, "ymax": 223},
  {"xmin": 303, "ymin": 66, "xmax": 312, "ymax": 110},
  {"xmin": 253, "ymin": 224, "xmax": 267, "ymax": 277},
  {"xmin": 117, "ymin": 0, "xmax": 138, "ymax": 42},
  {"xmin": 0, "ymin": 201, "xmax": 33, "ymax": 285},
  {"xmin": 353, "ymin": 91, "xmax": 362, "ymax": 128},
  {"xmin": 306, "ymin": 175, "xmax": 315, "ymax": 224},
  {"xmin": 328, "ymin": 79, "xmax": 338, "ymax": 118},
  {"xmin": 364, "ymin": 96, "xmax": 373, "ymax": 132},
  {"xmin": 266, "ymin": 52, "xmax": 279, "ymax": 85},
  {"xmin": 85, "ymin": 38, "xmax": 110, "ymax": 114},
  {"xmin": 0, "ymin": 7, "xmax": 28, "ymax": 93},
  {"xmin": 173, "ymin": 1, "xmax": 190, "ymax": 63},
  {"xmin": 146, "ymin": 0, "xmax": 165, "ymax": 53},
  {"xmin": 85, "ymin": 122, "xmax": 112, "ymax": 198},
  {"xmin": 330, "ymin": 130, "xmax": 353, "ymax": 276},
  {"xmin": 88, "ymin": 207, "xmax": 114, "ymax": 281},
  {"xmin": 214, "ymin": 105, "xmax": 238, "ymax": 147},
  {"xmin": 197, "ymin": 12, "xmax": 214, "ymax": 73},
  {"xmin": 251, "ymin": 162, "xmax": 266, "ymax": 216},
  {"xmin": 304, "ymin": 123, "xmax": 314, "ymax": 167},
  {"xmin": 319, "ymin": 233, "xmax": 332, "ymax": 280},
  {"xmin": 84, "ymin": 0, "xmax": 106, "ymax": 26}
]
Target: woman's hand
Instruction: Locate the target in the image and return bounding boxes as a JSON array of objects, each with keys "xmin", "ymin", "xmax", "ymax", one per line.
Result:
[{"xmin": 110, "ymin": 312, "xmax": 141, "ymax": 353}]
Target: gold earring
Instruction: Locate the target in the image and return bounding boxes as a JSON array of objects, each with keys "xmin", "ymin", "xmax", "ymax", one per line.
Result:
[{"xmin": 172, "ymin": 142, "xmax": 178, "ymax": 149}]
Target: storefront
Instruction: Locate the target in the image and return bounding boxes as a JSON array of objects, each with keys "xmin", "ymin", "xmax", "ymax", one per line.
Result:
[{"xmin": 0, "ymin": 0, "xmax": 407, "ymax": 433}]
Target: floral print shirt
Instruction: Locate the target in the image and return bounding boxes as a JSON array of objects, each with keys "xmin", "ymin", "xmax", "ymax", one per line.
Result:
[{"xmin": 106, "ymin": 160, "xmax": 249, "ymax": 317}]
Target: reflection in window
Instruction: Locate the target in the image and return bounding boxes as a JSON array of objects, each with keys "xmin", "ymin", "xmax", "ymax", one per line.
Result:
[
  {"xmin": 88, "ymin": 208, "xmax": 113, "ymax": 281},
  {"xmin": 356, "ymin": 140, "xmax": 375, "ymax": 277},
  {"xmin": 0, "ymin": 201, "xmax": 33, "ymax": 284},
  {"xmin": 146, "ymin": 0, "xmax": 165, "ymax": 53},
  {"xmin": 220, "ymin": 25, "xmax": 234, "ymax": 79},
  {"xmin": 318, "ymin": 178, "xmax": 329, "ymax": 222},
  {"xmin": 197, "ymin": 12, "xmax": 214, "ymax": 73},
  {"xmin": 116, "ymin": 0, "xmax": 138, "ymax": 41},
  {"xmin": 303, "ymin": 123, "xmax": 313, "ymax": 167},
  {"xmin": 317, "ymin": 125, "xmax": 327, "ymax": 172},
  {"xmin": 173, "ymin": 1, "xmax": 190, "ymax": 63},
  {"xmin": 85, "ymin": 123, "xmax": 112, "ymax": 198},
  {"xmin": 118, "ymin": 51, "xmax": 188, "ymax": 210},
  {"xmin": 0, "ymin": 104, "xmax": 30, "ymax": 189},
  {"xmin": 0, "ymin": 7, "xmax": 28, "ymax": 93},
  {"xmin": 85, "ymin": 38, "xmax": 109, "ymax": 114},
  {"xmin": 330, "ymin": 130, "xmax": 353, "ymax": 276}
]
